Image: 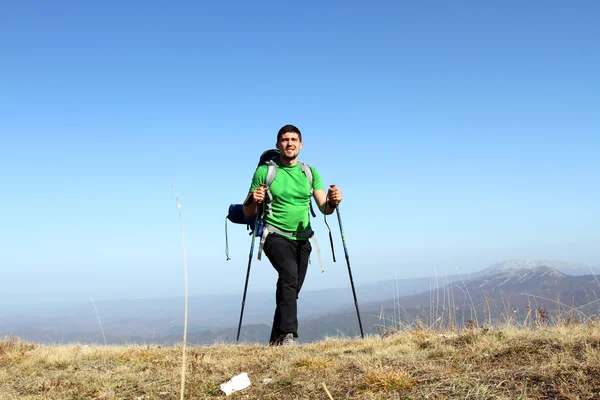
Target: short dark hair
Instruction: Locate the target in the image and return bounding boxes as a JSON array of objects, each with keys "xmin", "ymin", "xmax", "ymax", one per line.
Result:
[{"xmin": 277, "ymin": 124, "xmax": 302, "ymax": 142}]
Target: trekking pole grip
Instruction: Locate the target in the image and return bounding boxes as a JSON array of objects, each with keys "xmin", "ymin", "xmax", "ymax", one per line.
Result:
[
  {"xmin": 329, "ymin": 184, "xmax": 339, "ymax": 208},
  {"xmin": 324, "ymin": 184, "xmax": 337, "ymax": 262}
]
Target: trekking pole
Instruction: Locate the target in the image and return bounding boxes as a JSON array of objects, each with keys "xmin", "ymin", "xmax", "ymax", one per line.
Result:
[
  {"xmin": 330, "ymin": 185, "xmax": 364, "ymax": 339},
  {"xmin": 235, "ymin": 188, "xmax": 264, "ymax": 343},
  {"xmin": 324, "ymin": 209, "xmax": 336, "ymax": 263}
]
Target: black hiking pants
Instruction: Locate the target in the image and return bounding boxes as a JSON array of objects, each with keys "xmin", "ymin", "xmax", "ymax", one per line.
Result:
[{"xmin": 263, "ymin": 234, "xmax": 312, "ymax": 344}]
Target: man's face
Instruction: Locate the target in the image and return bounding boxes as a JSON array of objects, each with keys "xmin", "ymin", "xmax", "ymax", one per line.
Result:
[{"xmin": 276, "ymin": 132, "xmax": 303, "ymax": 161}]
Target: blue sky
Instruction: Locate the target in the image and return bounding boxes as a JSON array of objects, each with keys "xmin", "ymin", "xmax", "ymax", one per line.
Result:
[{"xmin": 1, "ymin": 1, "xmax": 599, "ymax": 302}]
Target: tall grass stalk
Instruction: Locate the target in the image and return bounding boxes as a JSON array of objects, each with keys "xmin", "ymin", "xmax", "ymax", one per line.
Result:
[
  {"xmin": 456, "ymin": 266, "xmax": 478, "ymax": 324},
  {"xmin": 90, "ymin": 296, "xmax": 107, "ymax": 345},
  {"xmin": 587, "ymin": 261, "xmax": 600, "ymax": 297},
  {"xmin": 393, "ymin": 273, "xmax": 398, "ymax": 329},
  {"xmin": 172, "ymin": 184, "xmax": 188, "ymax": 400}
]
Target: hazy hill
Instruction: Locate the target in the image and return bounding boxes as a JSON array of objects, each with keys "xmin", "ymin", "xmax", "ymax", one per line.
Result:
[
  {"xmin": 475, "ymin": 259, "xmax": 600, "ymax": 276},
  {"xmin": 382, "ymin": 265, "xmax": 600, "ymax": 313},
  {"xmin": 320, "ymin": 266, "xmax": 600, "ymax": 340},
  {"xmin": 168, "ymin": 266, "xmax": 600, "ymax": 345},
  {"xmin": 3, "ymin": 259, "xmax": 599, "ymax": 346},
  {"xmin": 0, "ymin": 274, "xmax": 451, "ymax": 345}
]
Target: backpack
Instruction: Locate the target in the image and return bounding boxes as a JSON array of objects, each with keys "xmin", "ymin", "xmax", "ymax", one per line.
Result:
[{"xmin": 225, "ymin": 148, "xmax": 316, "ymax": 260}]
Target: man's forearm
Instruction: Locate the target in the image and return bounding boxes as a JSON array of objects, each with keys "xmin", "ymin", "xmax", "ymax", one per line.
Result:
[
  {"xmin": 320, "ymin": 200, "xmax": 337, "ymax": 215},
  {"xmin": 243, "ymin": 193, "xmax": 257, "ymax": 216}
]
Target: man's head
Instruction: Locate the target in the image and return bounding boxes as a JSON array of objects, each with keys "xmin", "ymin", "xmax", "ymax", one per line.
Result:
[
  {"xmin": 277, "ymin": 124, "xmax": 302, "ymax": 143},
  {"xmin": 276, "ymin": 124, "xmax": 303, "ymax": 163}
]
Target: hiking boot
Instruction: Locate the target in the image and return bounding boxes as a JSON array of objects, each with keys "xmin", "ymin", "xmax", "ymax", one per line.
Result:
[{"xmin": 281, "ymin": 333, "xmax": 296, "ymax": 346}]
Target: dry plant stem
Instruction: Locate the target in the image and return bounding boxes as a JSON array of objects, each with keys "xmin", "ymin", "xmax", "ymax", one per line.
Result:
[
  {"xmin": 172, "ymin": 184, "xmax": 189, "ymax": 400},
  {"xmin": 91, "ymin": 296, "xmax": 107, "ymax": 345},
  {"xmin": 310, "ymin": 235, "xmax": 325, "ymax": 273},
  {"xmin": 456, "ymin": 266, "xmax": 478, "ymax": 324},
  {"xmin": 587, "ymin": 261, "xmax": 600, "ymax": 294},
  {"xmin": 322, "ymin": 382, "xmax": 334, "ymax": 400}
]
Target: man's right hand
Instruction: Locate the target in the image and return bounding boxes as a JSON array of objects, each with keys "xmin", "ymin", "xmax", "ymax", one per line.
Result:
[{"xmin": 252, "ymin": 185, "xmax": 266, "ymax": 203}]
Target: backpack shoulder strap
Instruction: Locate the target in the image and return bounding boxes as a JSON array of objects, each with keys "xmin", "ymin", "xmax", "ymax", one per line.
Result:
[
  {"xmin": 299, "ymin": 162, "xmax": 317, "ymax": 218},
  {"xmin": 263, "ymin": 160, "xmax": 277, "ymax": 218},
  {"xmin": 299, "ymin": 162, "xmax": 313, "ymax": 190},
  {"xmin": 265, "ymin": 160, "xmax": 277, "ymax": 189}
]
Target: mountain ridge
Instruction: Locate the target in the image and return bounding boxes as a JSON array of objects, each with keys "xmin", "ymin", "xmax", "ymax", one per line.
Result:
[{"xmin": 3, "ymin": 259, "xmax": 600, "ymax": 345}]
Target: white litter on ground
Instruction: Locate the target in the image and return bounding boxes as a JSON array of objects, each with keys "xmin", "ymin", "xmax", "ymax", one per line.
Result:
[{"xmin": 220, "ymin": 372, "xmax": 251, "ymax": 396}]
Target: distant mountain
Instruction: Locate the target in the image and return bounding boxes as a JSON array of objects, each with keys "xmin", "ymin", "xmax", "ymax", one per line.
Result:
[
  {"xmin": 475, "ymin": 265, "xmax": 568, "ymax": 289},
  {"xmin": 4, "ymin": 260, "xmax": 599, "ymax": 345},
  {"xmin": 304, "ymin": 266, "xmax": 600, "ymax": 342},
  {"xmin": 475, "ymin": 259, "xmax": 600, "ymax": 276},
  {"xmin": 371, "ymin": 266, "xmax": 600, "ymax": 312},
  {"xmin": 152, "ymin": 266, "xmax": 600, "ymax": 345}
]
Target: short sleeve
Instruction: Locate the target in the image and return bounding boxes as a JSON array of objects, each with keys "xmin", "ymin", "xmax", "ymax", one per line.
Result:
[
  {"xmin": 310, "ymin": 166, "xmax": 324, "ymax": 191},
  {"xmin": 248, "ymin": 165, "xmax": 267, "ymax": 193}
]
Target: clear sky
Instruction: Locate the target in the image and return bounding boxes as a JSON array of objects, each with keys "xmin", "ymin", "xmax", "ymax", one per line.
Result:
[{"xmin": 1, "ymin": 1, "xmax": 599, "ymax": 302}]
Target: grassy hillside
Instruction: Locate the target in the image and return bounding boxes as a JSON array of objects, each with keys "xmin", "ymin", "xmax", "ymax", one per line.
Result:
[{"xmin": 2, "ymin": 321, "xmax": 600, "ymax": 399}]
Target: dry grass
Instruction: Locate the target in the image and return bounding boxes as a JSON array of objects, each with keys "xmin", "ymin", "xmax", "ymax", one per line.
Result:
[{"xmin": 2, "ymin": 321, "xmax": 600, "ymax": 399}]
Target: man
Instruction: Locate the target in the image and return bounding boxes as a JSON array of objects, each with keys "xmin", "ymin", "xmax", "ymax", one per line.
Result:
[{"xmin": 242, "ymin": 124, "xmax": 342, "ymax": 346}]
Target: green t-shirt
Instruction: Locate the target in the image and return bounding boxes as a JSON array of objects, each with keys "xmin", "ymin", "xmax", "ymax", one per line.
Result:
[{"xmin": 249, "ymin": 160, "xmax": 324, "ymax": 239}]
